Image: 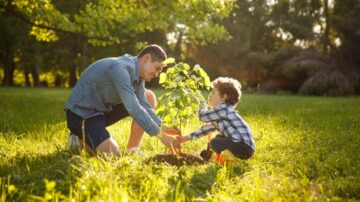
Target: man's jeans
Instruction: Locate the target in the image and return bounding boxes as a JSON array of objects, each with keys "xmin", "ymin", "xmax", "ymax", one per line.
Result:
[{"xmin": 66, "ymin": 104, "xmax": 129, "ymax": 150}]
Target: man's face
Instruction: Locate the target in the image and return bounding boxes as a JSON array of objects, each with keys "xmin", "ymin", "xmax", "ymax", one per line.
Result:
[{"xmin": 140, "ymin": 54, "xmax": 165, "ymax": 81}]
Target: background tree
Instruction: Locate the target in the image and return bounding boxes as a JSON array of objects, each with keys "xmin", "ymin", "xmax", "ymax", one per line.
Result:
[{"xmin": 0, "ymin": 0, "xmax": 234, "ymax": 86}]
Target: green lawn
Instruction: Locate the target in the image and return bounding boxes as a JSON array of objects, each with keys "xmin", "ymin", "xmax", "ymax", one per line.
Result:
[{"xmin": 0, "ymin": 87, "xmax": 359, "ymax": 201}]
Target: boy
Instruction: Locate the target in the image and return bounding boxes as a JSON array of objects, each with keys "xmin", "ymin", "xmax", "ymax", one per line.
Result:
[{"xmin": 176, "ymin": 77, "xmax": 255, "ymax": 163}]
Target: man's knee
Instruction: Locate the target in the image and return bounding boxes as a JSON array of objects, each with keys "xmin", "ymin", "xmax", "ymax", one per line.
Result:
[
  {"xmin": 66, "ymin": 111, "xmax": 83, "ymax": 136},
  {"xmin": 145, "ymin": 89, "xmax": 157, "ymax": 108}
]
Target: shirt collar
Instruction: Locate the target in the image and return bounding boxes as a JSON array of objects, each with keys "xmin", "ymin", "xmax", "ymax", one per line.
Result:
[
  {"xmin": 130, "ymin": 55, "xmax": 140, "ymax": 83},
  {"xmin": 215, "ymin": 103, "xmax": 229, "ymax": 109}
]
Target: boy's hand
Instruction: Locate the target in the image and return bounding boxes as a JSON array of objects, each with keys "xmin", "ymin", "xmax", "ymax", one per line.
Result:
[{"xmin": 201, "ymin": 103, "xmax": 208, "ymax": 109}]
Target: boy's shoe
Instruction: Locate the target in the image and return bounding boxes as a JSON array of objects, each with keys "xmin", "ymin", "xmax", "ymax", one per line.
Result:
[
  {"xmin": 67, "ymin": 133, "xmax": 82, "ymax": 151},
  {"xmin": 220, "ymin": 149, "xmax": 240, "ymax": 163},
  {"xmin": 215, "ymin": 153, "xmax": 224, "ymax": 164}
]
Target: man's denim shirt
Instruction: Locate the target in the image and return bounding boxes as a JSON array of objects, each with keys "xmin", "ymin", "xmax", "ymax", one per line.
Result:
[{"xmin": 65, "ymin": 54, "xmax": 161, "ymax": 136}]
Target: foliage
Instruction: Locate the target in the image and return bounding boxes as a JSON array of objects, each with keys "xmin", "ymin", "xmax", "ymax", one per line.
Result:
[
  {"xmin": 299, "ymin": 68, "xmax": 353, "ymax": 96},
  {"xmin": 188, "ymin": 0, "xmax": 360, "ymax": 94},
  {"xmin": 1, "ymin": 0, "xmax": 234, "ymax": 46},
  {"xmin": 156, "ymin": 58, "xmax": 210, "ymax": 129},
  {"xmin": 1, "ymin": 88, "xmax": 360, "ymax": 201}
]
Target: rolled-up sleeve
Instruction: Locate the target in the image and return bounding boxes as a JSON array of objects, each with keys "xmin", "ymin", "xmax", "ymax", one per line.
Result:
[
  {"xmin": 107, "ymin": 64, "xmax": 160, "ymax": 136},
  {"xmin": 135, "ymin": 81, "xmax": 162, "ymax": 126}
]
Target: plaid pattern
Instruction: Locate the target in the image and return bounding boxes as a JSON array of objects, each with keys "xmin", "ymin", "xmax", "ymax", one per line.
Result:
[{"xmin": 188, "ymin": 103, "xmax": 255, "ymax": 151}]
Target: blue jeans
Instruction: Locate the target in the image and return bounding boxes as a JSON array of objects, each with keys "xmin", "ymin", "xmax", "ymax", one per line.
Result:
[
  {"xmin": 210, "ymin": 135, "xmax": 254, "ymax": 160},
  {"xmin": 66, "ymin": 104, "xmax": 129, "ymax": 150}
]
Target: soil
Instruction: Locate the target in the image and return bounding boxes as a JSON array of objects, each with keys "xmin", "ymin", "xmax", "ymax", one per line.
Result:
[{"xmin": 145, "ymin": 153, "xmax": 207, "ymax": 166}]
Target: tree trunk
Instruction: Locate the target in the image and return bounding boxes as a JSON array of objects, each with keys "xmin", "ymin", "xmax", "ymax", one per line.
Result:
[
  {"xmin": 22, "ymin": 55, "xmax": 31, "ymax": 87},
  {"xmin": 31, "ymin": 66, "xmax": 40, "ymax": 87},
  {"xmin": 69, "ymin": 62, "xmax": 77, "ymax": 87},
  {"xmin": 68, "ymin": 35, "xmax": 81, "ymax": 87},
  {"xmin": 24, "ymin": 67, "xmax": 31, "ymax": 87},
  {"xmin": 323, "ymin": 0, "xmax": 330, "ymax": 55},
  {"xmin": 2, "ymin": 42, "xmax": 15, "ymax": 86}
]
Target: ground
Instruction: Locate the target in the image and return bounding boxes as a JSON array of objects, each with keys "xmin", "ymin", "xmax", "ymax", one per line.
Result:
[{"xmin": 0, "ymin": 88, "xmax": 359, "ymax": 201}]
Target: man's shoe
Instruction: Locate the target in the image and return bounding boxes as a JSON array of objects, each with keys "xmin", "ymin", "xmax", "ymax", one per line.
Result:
[
  {"xmin": 67, "ymin": 133, "xmax": 82, "ymax": 151},
  {"xmin": 125, "ymin": 147, "xmax": 144, "ymax": 156}
]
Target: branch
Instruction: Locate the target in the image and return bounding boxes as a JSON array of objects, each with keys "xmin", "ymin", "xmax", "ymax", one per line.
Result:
[
  {"xmin": 0, "ymin": 3, "xmax": 115, "ymax": 43},
  {"xmin": 0, "ymin": 4, "xmax": 79, "ymax": 36}
]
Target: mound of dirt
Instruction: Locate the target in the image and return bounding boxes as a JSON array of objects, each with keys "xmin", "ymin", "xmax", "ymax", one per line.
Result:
[{"xmin": 145, "ymin": 153, "xmax": 206, "ymax": 166}]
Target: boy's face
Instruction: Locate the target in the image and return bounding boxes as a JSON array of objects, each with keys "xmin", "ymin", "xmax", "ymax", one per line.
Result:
[
  {"xmin": 139, "ymin": 54, "xmax": 164, "ymax": 81},
  {"xmin": 208, "ymin": 88, "xmax": 227, "ymax": 108}
]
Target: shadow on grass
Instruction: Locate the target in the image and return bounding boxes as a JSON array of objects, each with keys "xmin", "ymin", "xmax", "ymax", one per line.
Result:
[
  {"xmin": 187, "ymin": 163, "xmax": 248, "ymax": 198},
  {"xmin": 0, "ymin": 150, "xmax": 81, "ymax": 200}
]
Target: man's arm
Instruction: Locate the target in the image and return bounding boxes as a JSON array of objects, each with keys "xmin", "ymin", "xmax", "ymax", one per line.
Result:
[
  {"xmin": 135, "ymin": 81, "xmax": 162, "ymax": 126},
  {"xmin": 107, "ymin": 64, "xmax": 160, "ymax": 136}
]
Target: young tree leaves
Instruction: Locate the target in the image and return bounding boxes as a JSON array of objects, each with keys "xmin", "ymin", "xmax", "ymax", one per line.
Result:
[{"xmin": 156, "ymin": 59, "xmax": 210, "ymax": 129}]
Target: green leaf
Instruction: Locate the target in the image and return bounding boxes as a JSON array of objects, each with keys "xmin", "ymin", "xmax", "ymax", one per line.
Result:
[
  {"xmin": 175, "ymin": 100, "xmax": 184, "ymax": 108},
  {"xmin": 167, "ymin": 101, "xmax": 174, "ymax": 107},
  {"xmin": 159, "ymin": 73, "xmax": 167, "ymax": 84},
  {"xmin": 166, "ymin": 67, "xmax": 176, "ymax": 74},
  {"xmin": 163, "ymin": 57, "xmax": 175, "ymax": 65},
  {"xmin": 164, "ymin": 115, "xmax": 172, "ymax": 124},
  {"xmin": 184, "ymin": 63, "xmax": 190, "ymax": 70}
]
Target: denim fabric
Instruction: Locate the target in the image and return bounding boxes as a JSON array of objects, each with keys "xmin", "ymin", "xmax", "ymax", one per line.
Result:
[
  {"xmin": 66, "ymin": 104, "xmax": 129, "ymax": 150},
  {"xmin": 65, "ymin": 54, "xmax": 161, "ymax": 136}
]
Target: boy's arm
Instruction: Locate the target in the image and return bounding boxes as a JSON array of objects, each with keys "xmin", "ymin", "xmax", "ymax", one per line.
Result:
[
  {"xmin": 187, "ymin": 123, "xmax": 217, "ymax": 140},
  {"xmin": 198, "ymin": 104, "xmax": 227, "ymax": 122}
]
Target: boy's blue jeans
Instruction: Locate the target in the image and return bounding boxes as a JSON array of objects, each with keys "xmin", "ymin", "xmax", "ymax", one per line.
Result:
[
  {"xmin": 66, "ymin": 104, "xmax": 129, "ymax": 150},
  {"xmin": 210, "ymin": 135, "xmax": 254, "ymax": 160}
]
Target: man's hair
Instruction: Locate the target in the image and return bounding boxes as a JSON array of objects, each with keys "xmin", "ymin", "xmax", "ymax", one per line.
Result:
[
  {"xmin": 211, "ymin": 77, "xmax": 242, "ymax": 106},
  {"xmin": 137, "ymin": 44, "xmax": 167, "ymax": 62}
]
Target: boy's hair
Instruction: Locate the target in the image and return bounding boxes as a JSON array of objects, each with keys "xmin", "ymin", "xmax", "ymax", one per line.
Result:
[
  {"xmin": 211, "ymin": 77, "xmax": 242, "ymax": 106},
  {"xmin": 137, "ymin": 44, "xmax": 167, "ymax": 62}
]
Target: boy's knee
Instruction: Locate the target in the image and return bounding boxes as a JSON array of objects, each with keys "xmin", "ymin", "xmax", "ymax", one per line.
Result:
[
  {"xmin": 145, "ymin": 89, "xmax": 157, "ymax": 108},
  {"xmin": 209, "ymin": 139, "xmax": 221, "ymax": 153}
]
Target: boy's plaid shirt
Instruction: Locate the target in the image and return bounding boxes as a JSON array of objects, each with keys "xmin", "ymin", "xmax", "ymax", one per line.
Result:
[{"xmin": 188, "ymin": 103, "xmax": 256, "ymax": 151}]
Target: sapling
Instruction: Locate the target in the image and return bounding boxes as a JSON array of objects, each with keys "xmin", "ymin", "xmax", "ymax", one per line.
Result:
[
  {"xmin": 156, "ymin": 58, "xmax": 211, "ymax": 154},
  {"xmin": 157, "ymin": 58, "xmax": 210, "ymax": 129}
]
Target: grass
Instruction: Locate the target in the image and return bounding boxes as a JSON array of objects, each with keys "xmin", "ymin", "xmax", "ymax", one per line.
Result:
[{"xmin": 0, "ymin": 87, "xmax": 359, "ymax": 201}]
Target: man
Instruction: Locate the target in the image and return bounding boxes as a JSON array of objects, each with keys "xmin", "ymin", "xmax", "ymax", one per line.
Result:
[{"xmin": 65, "ymin": 44, "xmax": 180, "ymax": 156}]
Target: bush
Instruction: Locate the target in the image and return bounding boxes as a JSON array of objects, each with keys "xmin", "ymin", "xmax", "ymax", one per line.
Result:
[{"xmin": 299, "ymin": 68, "xmax": 353, "ymax": 96}]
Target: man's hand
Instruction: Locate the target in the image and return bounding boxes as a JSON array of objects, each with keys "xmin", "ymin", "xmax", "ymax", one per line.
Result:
[
  {"xmin": 157, "ymin": 132, "xmax": 181, "ymax": 154},
  {"xmin": 175, "ymin": 135, "xmax": 189, "ymax": 143},
  {"xmin": 172, "ymin": 135, "xmax": 188, "ymax": 150},
  {"xmin": 161, "ymin": 125, "xmax": 181, "ymax": 136}
]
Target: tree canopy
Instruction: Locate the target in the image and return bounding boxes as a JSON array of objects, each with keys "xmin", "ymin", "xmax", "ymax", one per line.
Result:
[{"xmin": 1, "ymin": 0, "xmax": 359, "ymax": 95}]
